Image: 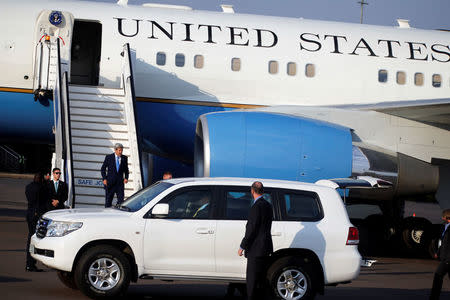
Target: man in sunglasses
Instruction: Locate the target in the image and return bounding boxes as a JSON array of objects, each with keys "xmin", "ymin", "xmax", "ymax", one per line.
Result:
[{"xmin": 48, "ymin": 168, "xmax": 68, "ymax": 210}]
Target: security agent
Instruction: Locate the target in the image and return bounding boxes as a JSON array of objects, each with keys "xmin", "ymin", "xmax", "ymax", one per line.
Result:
[
  {"xmin": 238, "ymin": 181, "xmax": 273, "ymax": 300},
  {"xmin": 430, "ymin": 208, "xmax": 450, "ymax": 300},
  {"xmin": 101, "ymin": 143, "xmax": 129, "ymax": 208},
  {"xmin": 48, "ymin": 168, "xmax": 68, "ymax": 210}
]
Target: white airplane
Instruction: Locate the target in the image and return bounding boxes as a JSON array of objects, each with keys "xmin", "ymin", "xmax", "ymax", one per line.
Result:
[{"xmin": 0, "ymin": 0, "xmax": 449, "ymax": 214}]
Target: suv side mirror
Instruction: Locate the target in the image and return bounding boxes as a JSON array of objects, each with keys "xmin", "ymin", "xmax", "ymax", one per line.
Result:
[{"xmin": 152, "ymin": 203, "xmax": 169, "ymax": 218}]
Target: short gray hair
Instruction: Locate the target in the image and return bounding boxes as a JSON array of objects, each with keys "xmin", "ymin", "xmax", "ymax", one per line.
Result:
[{"xmin": 114, "ymin": 143, "xmax": 124, "ymax": 150}]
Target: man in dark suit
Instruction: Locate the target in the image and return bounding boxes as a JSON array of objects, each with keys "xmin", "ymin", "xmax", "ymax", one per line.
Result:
[
  {"xmin": 48, "ymin": 167, "xmax": 68, "ymax": 210},
  {"xmin": 101, "ymin": 143, "xmax": 129, "ymax": 207},
  {"xmin": 25, "ymin": 173, "xmax": 48, "ymax": 272},
  {"xmin": 430, "ymin": 208, "xmax": 450, "ymax": 300},
  {"xmin": 238, "ymin": 181, "xmax": 273, "ymax": 300}
]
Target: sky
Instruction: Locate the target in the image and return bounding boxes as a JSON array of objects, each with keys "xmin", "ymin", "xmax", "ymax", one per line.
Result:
[{"xmin": 88, "ymin": 0, "xmax": 450, "ymax": 30}]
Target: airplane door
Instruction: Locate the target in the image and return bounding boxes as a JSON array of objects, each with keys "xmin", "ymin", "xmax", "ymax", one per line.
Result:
[
  {"xmin": 70, "ymin": 21, "xmax": 102, "ymax": 85},
  {"xmin": 33, "ymin": 10, "xmax": 74, "ymax": 90}
]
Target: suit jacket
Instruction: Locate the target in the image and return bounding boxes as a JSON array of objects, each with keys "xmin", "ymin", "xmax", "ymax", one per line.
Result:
[
  {"xmin": 240, "ymin": 197, "xmax": 273, "ymax": 258},
  {"xmin": 25, "ymin": 182, "xmax": 48, "ymax": 218},
  {"xmin": 48, "ymin": 180, "xmax": 68, "ymax": 210},
  {"xmin": 438, "ymin": 224, "xmax": 450, "ymax": 262},
  {"xmin": 101, "ymin": 153, "xmax": 129, "ymax": 187}
]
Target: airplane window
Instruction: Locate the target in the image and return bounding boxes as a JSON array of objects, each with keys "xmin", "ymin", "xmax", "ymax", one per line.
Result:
[
  {"xmin": 287, "ymin": 62, "xmax": 296, "ymax": 76},
  {"xmin": 305, "ymin": 64, "xmax": 315, "ymax": 77},
  {"xmin": 269, "ymin": 61, "xmax": 278, "ymax": 74},
  {"xmin": 175, "ymin": 53, "xmax": 185, "ymax": 67},
  {"xmin": 194, "ymin": 55, "xmax": 204, "ymax": 69},
  {"xmin": 232, "ymin": 58, "xmax": 241, "ymax": 72},
  {"xmin": 156, "ymin": 52, "xmax": 166, "ymax": 66},
  {"xmin": 397, "ymin": 71, "xmax": 406, "ymax": 85},
  {"xmin": 414, "ymin": 73, "xmax": 424, "ymax": 86},
  {"xmin": 432, "ymin": 74, "xmax": 442, "ymax": 88},
  {"xmin": 378, "ymin": 69, "xmax": 388, "ymax": 83}
]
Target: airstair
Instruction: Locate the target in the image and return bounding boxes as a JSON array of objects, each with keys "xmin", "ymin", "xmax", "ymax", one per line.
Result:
[{"xmin": 33, "ymin": 38, "xmax": 143, "ymax": 207}]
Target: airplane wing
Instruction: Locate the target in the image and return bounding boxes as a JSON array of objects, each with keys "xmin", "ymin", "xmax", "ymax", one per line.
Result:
[{"xmin": 335, "ymin": 98, "xmax": 450, "ymax": 130}]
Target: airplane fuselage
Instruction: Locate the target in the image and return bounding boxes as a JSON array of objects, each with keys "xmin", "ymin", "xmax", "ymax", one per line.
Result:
[{"xmin": 0, "ymin": 0, "xmax": 449, "ymax": 162}]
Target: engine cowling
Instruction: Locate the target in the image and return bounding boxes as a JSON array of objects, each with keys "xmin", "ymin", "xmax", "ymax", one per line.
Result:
[{"xmin": 194, "ymin": 111, "xmax": 353, "ymax": 182}]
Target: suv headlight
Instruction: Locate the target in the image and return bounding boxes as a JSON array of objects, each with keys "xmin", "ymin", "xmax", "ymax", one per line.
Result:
[{"xmin": 46, "ymin": 220, "xmax": 83, "ymax": 237}]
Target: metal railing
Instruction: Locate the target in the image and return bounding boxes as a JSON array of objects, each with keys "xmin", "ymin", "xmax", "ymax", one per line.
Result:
[
  {"xmin": 0, "ymin": 145, "xmax": 22, "ymax": 172},
  {"xmin": 122, "ymin": 43, "xmax": 143, "ymax": 192},
  {"xmin": 50, "ymin": 39, "xmax": 75, "ymax": 207}
]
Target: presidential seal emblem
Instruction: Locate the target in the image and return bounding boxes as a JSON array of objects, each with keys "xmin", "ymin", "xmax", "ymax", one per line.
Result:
[{"xmin": 49, "ymin": 11, "xmax": 63, "ymax": 26}]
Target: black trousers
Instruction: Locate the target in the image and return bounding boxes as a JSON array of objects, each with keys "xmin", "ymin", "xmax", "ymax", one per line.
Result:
[
  {"xmin": 105, "ymin": 184, "xmax": 124, "ymax": 208},
  {"xmin": 26, "ymin": 215, "xmax": 38, "ymax": 267},
  {"xmin": 246, "ymin": 256, "xmax": 269, "ymax": 300},
  {"xmin": 430, "ymin": 260, "xmax": 450, "ymax": 300}
]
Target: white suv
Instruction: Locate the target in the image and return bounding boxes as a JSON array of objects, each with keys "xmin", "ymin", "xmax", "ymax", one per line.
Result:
[{"xmin": 30, "ymin": 177, "xmax": 361, "ymax": 299}]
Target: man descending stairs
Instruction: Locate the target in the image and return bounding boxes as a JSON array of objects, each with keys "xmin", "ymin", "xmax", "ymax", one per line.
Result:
[{"xmin": 68, "ymin": 84, "xmax": 141, "ymax": 207}]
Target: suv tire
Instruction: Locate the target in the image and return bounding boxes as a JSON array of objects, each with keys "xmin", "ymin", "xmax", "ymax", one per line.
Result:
[
  {"xmin": 74, "ymin": 245, "xmax": 131, "ymax": 299},
  {"xmin": 57, "ymin": 271, "xmax": 77, "ymax": 289},
  {"xmin": 268, "ymin": 256, "xmax": 316, "ymax": 300}
]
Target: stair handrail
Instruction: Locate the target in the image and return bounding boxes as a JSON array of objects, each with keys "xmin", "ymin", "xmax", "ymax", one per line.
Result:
[
  {"xmin": 51, "ymin": 39, "xmax": 75, "ymax": 208},
  {"xmin": 0, "ymin": 145, "xmax": 22, "ymax": 172},
  {"xmin": 61, "ymin": 70, "xmax": 75, "ymax": 208},
  {"xmin": 122, "ymin": 43, "xmax": 143, "ymax": 192}
]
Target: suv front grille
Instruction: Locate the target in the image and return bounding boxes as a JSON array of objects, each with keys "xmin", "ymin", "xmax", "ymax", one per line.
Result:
[{"xmin": 36, "ymin": 218, "xmax": 50, "ymax": 239}]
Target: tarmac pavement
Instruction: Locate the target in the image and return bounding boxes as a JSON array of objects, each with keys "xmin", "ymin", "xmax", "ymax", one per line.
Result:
[{"xmin": 0, "ymin": 177, "xmax": 449, "ymax": 299}]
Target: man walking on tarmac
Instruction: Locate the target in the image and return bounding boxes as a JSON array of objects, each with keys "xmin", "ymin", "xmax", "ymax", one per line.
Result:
[
  {"xmin": 430, "ymin": 208, "xmax": 450, "ymax": 299},
  {"xmin": 101, "ymin": 143, "xmax": 129, "ymax": 208}
]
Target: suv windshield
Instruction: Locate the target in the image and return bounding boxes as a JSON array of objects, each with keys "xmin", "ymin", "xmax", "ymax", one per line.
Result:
[{"xmin": 118, "ymin": 181, "xmax": 174, "ymax": 212}]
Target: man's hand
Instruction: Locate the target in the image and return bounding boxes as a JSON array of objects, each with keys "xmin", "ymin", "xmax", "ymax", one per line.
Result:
[
  {"xmin": 238, "ymin": 248, "xmax": 244, "ymax": 256},
  {"xmin": 103, "ymin": 179, "xmax": 107, "ymax": 186},
  {"xmin": 124, "ymin": 179, "xmax": 128, "ymax": 184},
  {"xmin": 434, "ymin": 253, "xmax": 438, "ymax": 259},
  {"xmin": 52, "ymin": 199, "xmax": 59, "ymax": 207}
]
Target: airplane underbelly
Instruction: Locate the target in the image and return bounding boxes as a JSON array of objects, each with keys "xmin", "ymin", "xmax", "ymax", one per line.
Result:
[
  {"xmin": 136, "ymin": 100, "xmax": 231, "ymax": 162},
  {"xmin": 0, "ymin": 91, "xmax": 53, "ymax": 143}
]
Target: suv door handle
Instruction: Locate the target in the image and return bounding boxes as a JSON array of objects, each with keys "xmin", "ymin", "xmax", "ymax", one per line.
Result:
[
  {"xmin": 272, "ymin": 232, "xmax": 282, "ymax": 236},
  {"xmin": 196, "ymin": 228, "xmax": 211, "ymax": 234}
]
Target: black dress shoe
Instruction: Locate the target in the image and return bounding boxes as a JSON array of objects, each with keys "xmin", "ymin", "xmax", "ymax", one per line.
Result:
[{"xmin": 26, "ymin": 266, "xmax": 43, "ymax": 272}]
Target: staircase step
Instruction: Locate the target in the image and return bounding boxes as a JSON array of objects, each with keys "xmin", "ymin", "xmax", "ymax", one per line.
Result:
[
  {"xmin": 74, "ymin": 177, "xmax": 133, "ymax": 186},
  {"xmin": 69, "ymin": 85, "xmax": 124, "ymax": 96},
  {"xmin": 71, "ymin": 129, "xmax": 129, "ymax": 140},
  {"xmin": 72, "ymin": 137, "xmax": 130, "ymax": 148},
  {"xmin": 75, "ymin": 186, "xmax": 134, "ymax": 197},
  {"xmin": 74, "ymin": 195, "xmax": 105, "ymax": 206},
  {"xmin": 68, "ymin": 93, "xmax": 125, "ymax": 103},
  {"xmin": 73, "ymin": 153, "xmax": 110, "ymax": 163},
  {"xmin": 73, "ymin": 161, "xmax": 131, "ymax": 171},
  {"xmin": 70, "ymin": 100, "xmax": 124, "ymax": 111},
  {"xmin": 75, "ymin": 193, "xmax": 134, "ymax": 207},
  {"xmin": 72, "ymin": 145, "xmax": 131, "ymax": 156},
  {"xmin": 73, "ymin": 169, "xmax": 133, "ymax": 179},
  {"xmin": 70, "ymin": 114, "xmax": 125, "ymax": 124},
  {"xmin": 71, "ymin": 122, "xmax": 128, "ymax": 132},
  {"xmin": 70, "ymin": 108, "xmax": 125, "ymax": 118}
]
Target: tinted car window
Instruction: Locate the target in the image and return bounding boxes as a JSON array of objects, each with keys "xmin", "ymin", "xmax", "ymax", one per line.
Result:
[
  {"xmin": 282, "ymin": 192, "xmax": 322, "ymax": 221},
  {"xmin": 225, "ymin": 190, "xmax": 272, "ymax": 220},
  {"xmin": 165, "ymin": 189, "xmax": 212, "ymax": 219},
  {"xmin": 120, "ymin": 181, "xmax": 173, "ymax": 212}
]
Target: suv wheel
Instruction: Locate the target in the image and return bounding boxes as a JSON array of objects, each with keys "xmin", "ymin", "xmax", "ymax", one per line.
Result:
[
  {"xmin": 268, "ymin": 257, "xmax": 316, "ymax": 300},
  {"xmin": 57, "ymin": 271, "xmax": 77, "ymax": 289},
  {"xmin": 74, "ymin": 245, "xmax": 131, "ymax": 298}
]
